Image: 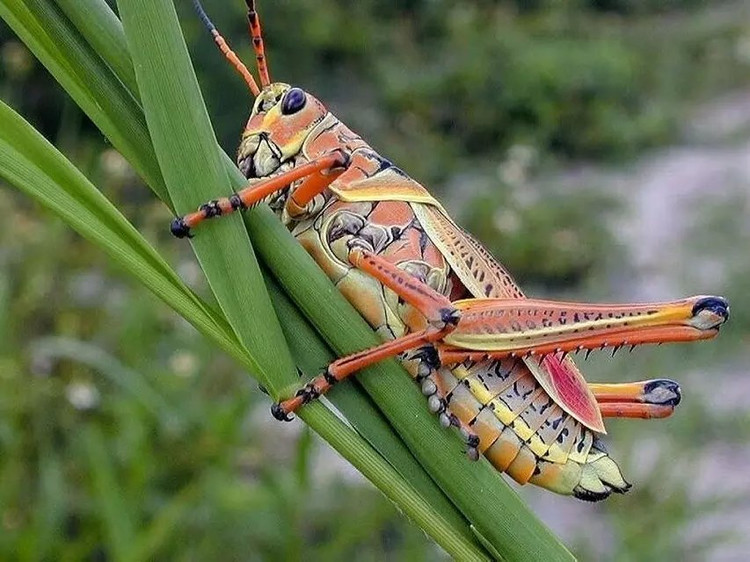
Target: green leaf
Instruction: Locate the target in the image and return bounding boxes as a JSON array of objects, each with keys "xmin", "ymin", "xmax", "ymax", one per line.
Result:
[
  {"xmin": 0, "ymin": 1, "xmax": 483, "ymax": 555},
  {"xmin": 0, "ymin": 97, "xmax": 249, "ymax": 371},
  {"xmin": 0, "ymin": 0, "xmax": 576, "ymax": 558},
  {"xmin": 266, "ymin": 277, "xmax": 473, "ymax": 536},
  {"xmin": 0, "ymin": 95, "xmax": 487, "ymax": 562},
  {"xmin": 118, "ymin": 0, "xmax": 297, "ymax": 394},
  {"xmin": 54, "ymin": 0, "xmax": 140, "ymax": 96},
  {"xmin": 82, "ymin": 425, "xmax": 136, "ymax": 562},
  {"xmin": 0, "ymin": 0, "xmax": 168, "ymax": 202}
]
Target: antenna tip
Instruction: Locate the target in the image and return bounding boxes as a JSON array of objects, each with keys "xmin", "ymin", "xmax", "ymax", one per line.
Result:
[{"xmin": 192, "ymin": 0, "xmax": 216, "ymax": 32}]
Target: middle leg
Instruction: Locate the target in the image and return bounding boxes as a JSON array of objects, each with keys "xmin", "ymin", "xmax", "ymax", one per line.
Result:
[
  {"xmin": 272, "ymin": 328, "xmax": 448, "ymax": 420},
  {"xmin": 272, "ymin": 247, "xmax": 463, "ymax": 419}
]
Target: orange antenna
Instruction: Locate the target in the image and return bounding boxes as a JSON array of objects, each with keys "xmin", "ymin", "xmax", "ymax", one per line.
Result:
[
  {"xmin": 245, "ymin": 0, "xmax": 271, "ymax": 87},
  {"xmin": 192, "ymin": 0, "xmax": 260, "ymax": 96}
]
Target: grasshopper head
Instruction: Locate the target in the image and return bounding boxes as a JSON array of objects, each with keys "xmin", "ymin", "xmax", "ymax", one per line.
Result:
[
  {"xmin": 192, "ymin": 3, "xmax": 325, "ymax": 179},
  {"xmin": 237, "ymin": 83, "xmax": 328, "ymax": 179}
]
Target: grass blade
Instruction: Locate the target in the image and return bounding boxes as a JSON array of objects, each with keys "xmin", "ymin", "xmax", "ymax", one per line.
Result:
[
  {"xmin": 265, "ymin": 277, "xmax": 473, "ymax": 537},
  {"xmin": 1, "ymin": 0, "xmax": 575, "ymax": 558},
  {"xmin": 0, "ymin": 1, "xmax": 480, "ymax": 551},
  {"xmin": 0, "ymin": 96, "xmax": 488, "ymax": 560},
  {"xmin": 54, "ymin": 0, "xmax": 139, "ymax": 96},
  {"xmin": 118, "ymin": 0, "xmax": 299, "ymax": 395},
  {"xmin": 0, "ymin": 98, "xmax": 249, "ymax": 371},
  {"xmin": 0, "ymin": 0, "xmax": 168, "ymax": 201},
  {"xmin": 82, "ymin": 425, "xmax": 136, "ymax": 562}
]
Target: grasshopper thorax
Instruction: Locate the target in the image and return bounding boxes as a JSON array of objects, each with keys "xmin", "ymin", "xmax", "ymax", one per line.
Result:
[{"xmin": 237, "ymin": 83, "xmax": 328, "ymax": 180}]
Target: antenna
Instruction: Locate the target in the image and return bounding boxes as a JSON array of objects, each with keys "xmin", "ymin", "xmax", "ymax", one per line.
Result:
[
  {"xmin": 192, "ymin": 0, "xmax": 260, "ymax": 96},
  {"xmin": 245, "ymin": 1, "xmax": 271, "ymax": 87}
]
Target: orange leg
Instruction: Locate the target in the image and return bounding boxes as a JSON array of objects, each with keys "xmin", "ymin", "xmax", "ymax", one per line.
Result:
[
  {"xmin": 283, "ymin": 162, "xmax": 353, "ymax": 219},
  {"xmin": 272, "ymin": 330, "xmax": 446, "ymax": 420},
  {"xmin": 598, "ymin": 403, "xmax": 676, "ymax": 419},
  {"xmin": 273, "ymin": 249, "xmax": 461, "ymax": 420},
  {"xmin": 591, "ymin": 379, "xmax": 681, "ymax": 419},
  {"xmin": 348, "ymin": 248, "xmax": 459, "ymax": 329},
  {"xmin": 170, "ymin": 151, "xmax": 349, "ymax": 238},
  {"xmin": 437, "ymin": 295, "xmax": 728, "ymax": 364}
]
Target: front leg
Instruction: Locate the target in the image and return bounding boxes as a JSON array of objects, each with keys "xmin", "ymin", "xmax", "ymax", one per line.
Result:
[{"xmin": 170, "ymin": 150, "xmax": 350, "ymax": 237}]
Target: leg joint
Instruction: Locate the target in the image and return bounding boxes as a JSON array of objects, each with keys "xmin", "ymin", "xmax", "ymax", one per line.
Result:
[
  {"xmin": 199, "ymin": 200, "xmax": 223, "ymax": 218},
  {"xmin": 229, "ymin": 193, "xmax": 247, "ymax": 211},
  {"xmin": 440, "ymin": 307, "xmax": 461, "ymax": 327},
  {"xmin": 331, "ymin": 149, "xmax": 352, "ymax": 171},
  {"xmin": 323, "ymin": 370, "xmax": 337, "ymax": 386}
]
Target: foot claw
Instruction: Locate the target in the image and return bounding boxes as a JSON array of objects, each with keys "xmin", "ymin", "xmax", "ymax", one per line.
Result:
[
  {"xmin": 170, "ymin": 217, "xmax": 193, "ymax": 239},
  {"xmin": 271, "ymin": 403, "xmax": 293, "ymax": 422}
]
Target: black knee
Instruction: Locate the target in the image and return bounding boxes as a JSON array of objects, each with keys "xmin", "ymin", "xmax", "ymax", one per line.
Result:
[
  {"xmin": 229, "ymin": 193, "xmax": 247, "ymax": 211},
  {"xmin": 333, "ymin": 149, "xmax": 352, "ymax": 170},
  {"xmin": 323, "ymin": 370, "xmax": 337, "ymax": 386}
]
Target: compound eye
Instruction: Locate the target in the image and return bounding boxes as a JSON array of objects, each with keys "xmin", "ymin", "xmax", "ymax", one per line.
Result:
[{"xmin": 281, "ymin": 88, "xmax": 306, "ymax": 115}]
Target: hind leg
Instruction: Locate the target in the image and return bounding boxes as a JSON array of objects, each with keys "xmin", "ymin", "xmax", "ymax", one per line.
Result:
[{"xmin": 591, "ymin": 379, "xmax": 681, "ymax": 419}]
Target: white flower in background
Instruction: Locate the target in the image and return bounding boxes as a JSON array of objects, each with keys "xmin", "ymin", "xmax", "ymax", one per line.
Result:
[
  {"xmin": 99, "ymin": 149, "xmax": 132, "ymax": 182},
  {"xmin": 497, "ymin": 144, "xmax": 538, "ymax": 188},
  {"xmin": 492, "ymin": 208, "xmax": 521, "ymax": 235},
  {"xmin": 169, "ymin": 350, "xmax": 199, "ymax": 378},
  {"xmin": 66, "ymin": 381, "xmax": 100, "ymax": 411}
]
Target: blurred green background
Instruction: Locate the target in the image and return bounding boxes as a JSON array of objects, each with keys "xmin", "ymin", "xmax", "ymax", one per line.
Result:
[{"xmin": 1, "ymin": 0, "xmax": 749, "ymax": 559}]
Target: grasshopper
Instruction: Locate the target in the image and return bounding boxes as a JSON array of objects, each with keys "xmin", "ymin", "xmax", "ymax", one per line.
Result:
[{"xmin": 174, "ymin": 0, "xmax": 729, "ymax": 501}]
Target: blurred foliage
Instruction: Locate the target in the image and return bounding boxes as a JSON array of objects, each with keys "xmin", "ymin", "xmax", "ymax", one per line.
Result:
[
  {"xmin": 182, "ymin": 0, "xmax": 750, "ymax": 185},
  {"xmin": 682, "ymin": 189, "xmax": 750, "ymax": 333},
  {"xmin": 465, "ymin": 186, "xmax": 622, "ymax": 288},
  {"xmin": 0, "ymin": 187, "xmax": 441, "ymax": 560},
  {"xmin": 1, "ymin": 0, "xmax": 750, "ymax": 559},
  {"xmin": 458, "ymin": 143, "xmax": 624, "ymax": 288}
]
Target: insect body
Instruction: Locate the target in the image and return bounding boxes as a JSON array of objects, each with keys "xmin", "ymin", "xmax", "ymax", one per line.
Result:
[{"xmin": 176, "ymin": 1, "xmax": 730, "ymax": 500}]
